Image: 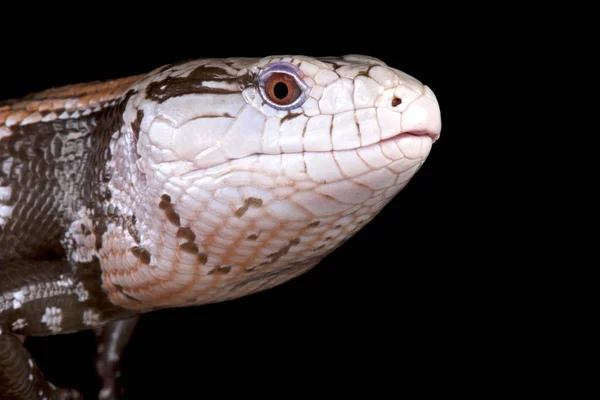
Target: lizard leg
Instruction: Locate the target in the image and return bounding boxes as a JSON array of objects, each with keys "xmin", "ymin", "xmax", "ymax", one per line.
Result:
[
  {"xmin": 0, "ymin": 258, "xmax": 137, "ymax": 399},
  {"xmin": 95, "ymin": 316, "xmax": 139, "ymax": 400},
  {"xmin": 0, "ymin": 329, "xmax": 81, "ymax": 399}
]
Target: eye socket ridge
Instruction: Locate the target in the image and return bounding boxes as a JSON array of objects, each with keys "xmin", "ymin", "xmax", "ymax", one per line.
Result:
[{"xmin": 258, "ymin": 62, "xmax": 309, "ymax": 111}]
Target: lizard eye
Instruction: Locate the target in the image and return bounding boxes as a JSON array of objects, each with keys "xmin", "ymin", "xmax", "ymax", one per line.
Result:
[{"xmin": 258, "ymin": 62, "xmax": 309, "ymax": 110}]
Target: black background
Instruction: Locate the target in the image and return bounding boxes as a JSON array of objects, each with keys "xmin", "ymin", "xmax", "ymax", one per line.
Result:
[{"xmin": 3, "ymin": 23, "xmax": 479, "ymax": 399}]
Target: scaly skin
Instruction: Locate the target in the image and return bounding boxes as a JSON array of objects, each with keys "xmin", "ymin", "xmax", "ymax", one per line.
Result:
[{"xmin": 0, "ymin": 55, "xmax": 441, "ymax": 399}]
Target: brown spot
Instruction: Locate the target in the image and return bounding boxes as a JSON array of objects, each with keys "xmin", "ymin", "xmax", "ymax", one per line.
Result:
[
  {"xmin": 177, "ymin": 227, "xmax": 196, "ymax": 242},
  {"xmin": 235, "ymin": 197, "xmax": 263, "ymax": 218},
  {"xmin": 247, "ymin": 233, "xmax": 260, "ymax": 240},
  {"xmin": 158, "ymin": 194, "xmax": 181, "ymax": 226},
  {"xmin": 314, "ymin": 244, "xmax": 326, "ymax": 251},
  {"xmin": 131, "ymin": 246, "xmax": 151, "ymax": 264},
  {"xmin": 391, "ymin": 97, "xmax": 402, "ymax": 107},
  {"xmin": 307, "ymin": 221, "xmax": 320, "ymax": 228},
  {"xmin": 166, "ymin": 209, "xmax": 181, "ymax": 227},
  {"xmin": 180, "ymin": 242, "xmax": 199, "ymax": 254},
  {"xmin": 209, "ymin": 265, "xmax": 232, "ymax": 275},
  {"xmin": 265, "ymin": 238, "xmax": 300, "ymax": 264},
  {"xmin": 324, "ymin": 236, "xmax": 332, "ymax": 241},
  {"xmin": 248, "ymin": 198, "xmax": 263, "ymax": 207},
  {"xmin": 197, "ymin": 253, "xmax": 208, "ymax": 264},
  {"xmin": 335, "ymin": 225, "xmax": 342, "ymax": 229}
]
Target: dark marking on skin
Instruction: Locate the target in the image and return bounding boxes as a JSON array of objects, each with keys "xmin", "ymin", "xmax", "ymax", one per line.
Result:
[
  {"xmin": 146, "ymin": 80, "xmax": 235, "ymax": 103},
  {"xmin": 318, "ymin": 59, "xmax": 346, "ymax": 69},
  {"xmin": 125, "ymin": 215, "xmax": 141, "ymax": 244},
  {"xmin": 324, "ymin": 236, "xmax": 332, "ymax": 241},
  {"xmin": 301, "ymin": 120, "xmax": 307, "ymax": 141},
  {"xmin": 113, "ymin": 284, "xmax": 142, "ymax": 303},
  {"xmin": 280, "ymin": 112, "xmax": 302, "ymax": 123},
  {"xmin": 197, "ymin": 253, "xmax": 208, "ymax": 265},
  {"xmin": 131, "ymin": 110, "xmax": 144, "ymax": 140},
  {"xmin": 180, "ymin": 242, "xmax": 199, "ymax": 254},
  {"xmin": 335, "ymin": 225, "xmax": 342, "ymax": 229},
  {"xmin": 314, "ymin": 244, "xmax": 326, "ymax": 251},
  {"xmin": 158, "ymin": 194, "xmax": 181, "ymax": 226},
  {"xmin": 130, "ymin": 246, "xmax": 151, "ymax": 264},
  {"xmin": 355, "ymin": 118, "xmax": 361, "ymax": 134},
  {"xmin": 166, "ymin": 209, "xmax": 181, "ymax": 227},
  {"xmin": 247, "ymin": 233, "xmax": 260, "ymax": 240},
  {"xmin": 209, "ymin": 265, "xmax": 232, "ymax": 275},
  {"xmin": 237, "ymin": 72, "xmax": 256, "ymax": 88},
  {"xmin": 146, "ymin": 65, "xmax": 243, "ymax": 103},
  {"xmin": 263, "ymin": 238, "xmax": 301, "ymax": 264},
  {"xmin": 94, "ymin": 219, "xmax": 108, "ymax": 252},
  {"xmin": 159, "ymin": 194, "xmax": 171, "ymax": 209},
  {"xmin": 188, "ymin": 66, "xmax": 232, "ymax": 81},
  {"xmin": 234, "ymin": 197, "xmax": 263, "ymax": 218},
  {"xmin": 355, "ymin": 66, "xmax": 374, "ymax": 78},
  {"xmin": 80, "ymin": 224, "xmax": 92, "ymax": 236},
  {"xmin": 176, "ymin": 227, "xmax": 195, "ymax": 242},
  {"xmin": 307, "ymin": 221, "xmax": 320, "ymax": 228}
]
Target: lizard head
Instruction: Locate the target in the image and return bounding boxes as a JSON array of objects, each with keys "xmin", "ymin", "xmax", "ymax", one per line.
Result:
[{"xmin": 107, "ymin": 55, "xmax": 441, "ymax": 308}]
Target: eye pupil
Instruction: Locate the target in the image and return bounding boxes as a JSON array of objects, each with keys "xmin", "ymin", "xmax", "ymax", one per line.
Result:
[
  {"xmin": 266, "ymin": 76, "xmax": 294, "ymax": 105},
  {"xmin": 273, "ymin": 81, "xmax": 289, "ymax": 100}
]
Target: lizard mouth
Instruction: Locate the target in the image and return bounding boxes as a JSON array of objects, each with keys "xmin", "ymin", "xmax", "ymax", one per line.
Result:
[{"xmin": 393, "ymin": 130, "xmax": 440, "ymax": 143}]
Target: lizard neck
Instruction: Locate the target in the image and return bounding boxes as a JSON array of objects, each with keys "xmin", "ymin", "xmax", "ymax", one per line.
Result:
[{"xmin": 0, "ymin": 87, "xmax": 137, "ymax": 262}]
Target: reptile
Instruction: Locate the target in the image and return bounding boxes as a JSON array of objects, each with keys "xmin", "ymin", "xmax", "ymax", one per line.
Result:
[{"xmin": 0, "ymin": 54, "xmax": 441, "ymax": 399}]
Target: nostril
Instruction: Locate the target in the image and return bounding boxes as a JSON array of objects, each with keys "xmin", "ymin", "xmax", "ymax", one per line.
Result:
[{"xmin": 391, "ymin": 97, "xmax": 402, "ymax": 107}]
